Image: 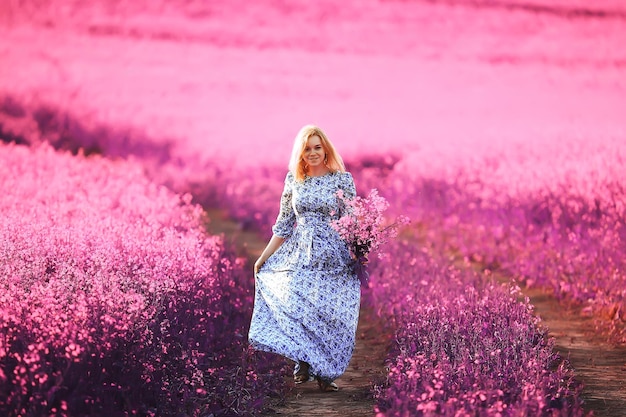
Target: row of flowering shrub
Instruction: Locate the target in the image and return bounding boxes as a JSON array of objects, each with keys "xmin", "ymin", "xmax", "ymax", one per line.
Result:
[
  {"xmin": 367, "ymin": 240, "xmax": 585, "ymax": 416},
  {"xmin": 0, "ymin": 142, "xmax": 283, "ymax": 416},
  {"xmin": 363, "ymin": 143, "xmax": 626, "ymax": 342},
  {"xmin": 49, "ymin": 107, "xmax": 626, "ymax": 344},
  {"xmin": 13, "ymin": 96, "xmax": 620, "ymax": 329},
  {"xmin": 0, "ymin": 100, "xmax": 616, "ymax": 413}
]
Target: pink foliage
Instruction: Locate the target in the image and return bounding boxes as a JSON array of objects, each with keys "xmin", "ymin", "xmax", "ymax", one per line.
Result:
[
  {"xmin": 367, "ymin": 242, "xmax": 585, "ymax": 416},
  {"xmin": 331, "ymin": 188, "xmax": 410, "ymax": 286},
  {"xmin": 1, "ymin": 0, "xmax": 624, "ymax": 413},
  {"xmin": 0, "ymin": 143, "xmax": 282, "ymax": 416},
  {"xmin": 332, "ymin": 188, "xmax": 409, "ymax": 260},
  {"xmin": 373, "ymin": 140, "xmax": 626, "ymax": 341}
]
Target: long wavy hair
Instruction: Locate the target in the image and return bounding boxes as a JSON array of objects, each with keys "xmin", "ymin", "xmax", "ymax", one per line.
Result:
[{"xmin": 288, "ymin": 125, "xmax": 346, "ymax": 182}]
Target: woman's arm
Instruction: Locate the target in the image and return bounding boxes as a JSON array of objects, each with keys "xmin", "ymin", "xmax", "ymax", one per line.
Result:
[
  {"xmin": 254, "ymin": 234, "xmax": 285, "ymax": 274},
  {"xmin": 255, "ymin": 172, "xmax": 294, "ymax": 274},
  {"xmin": 342, "ymin": 172, "xmax": 357, "ymax": 199}
]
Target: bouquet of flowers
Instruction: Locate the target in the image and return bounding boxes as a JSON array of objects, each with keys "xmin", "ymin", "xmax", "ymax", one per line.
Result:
[{"xmin": 331, "ymin": 189, "xmax": 409, "ymax": 287}]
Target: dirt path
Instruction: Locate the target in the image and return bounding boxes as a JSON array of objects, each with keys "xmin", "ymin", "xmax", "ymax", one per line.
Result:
[
  {"xmin": 205, "ymin": 209, "xmax": 390, "ymax": 416},
  {"xmin": 207, "ymin": 211, "xmax": 626, "ymax": 417},
  {"xmin": 262, "ymin": 305, "xmax": 389, "ymax": 417}
]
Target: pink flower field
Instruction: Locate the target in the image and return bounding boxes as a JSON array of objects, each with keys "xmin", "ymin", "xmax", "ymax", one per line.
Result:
[
  {"xmin": 1, "ymin": 0, "xmax": 625, "ymax": 415},
  {"xmin": 0, "ymin": 143, "xmax": 284, "ymax": 415}
]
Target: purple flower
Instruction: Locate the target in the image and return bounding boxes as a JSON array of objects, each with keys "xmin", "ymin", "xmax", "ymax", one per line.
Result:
[{"xmin": 331, "ymin": 189, "xmax": 409, "ymax": 286}]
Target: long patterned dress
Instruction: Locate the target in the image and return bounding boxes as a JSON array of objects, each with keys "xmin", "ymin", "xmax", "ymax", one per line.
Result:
[{"xmin": 248, "ymin": 170, "xmax": 360, "ymax": 382}]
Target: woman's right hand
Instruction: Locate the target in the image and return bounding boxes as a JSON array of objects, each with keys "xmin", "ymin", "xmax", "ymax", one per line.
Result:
[
  {"xmin": 254, "ymin": 258, "xmax": 265, "ymax": 275},
  {"xmin": 253, "ymin": 234, "xmax": 285, "ymax": 275}
]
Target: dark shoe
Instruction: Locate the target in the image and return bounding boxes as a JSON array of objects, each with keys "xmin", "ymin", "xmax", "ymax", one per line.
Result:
[
  {"xmin": 316, "ymin": 376, "xmax": 338, "ymax": 392},
  {"xmin": 294, "ymin": 361, "xmax": 310, "ymax": 384}
]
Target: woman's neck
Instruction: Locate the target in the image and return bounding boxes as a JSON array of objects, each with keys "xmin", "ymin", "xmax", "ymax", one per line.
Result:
[{"xmin": 307, "ymin": 165, "xmax": 330, "ymax": 177}]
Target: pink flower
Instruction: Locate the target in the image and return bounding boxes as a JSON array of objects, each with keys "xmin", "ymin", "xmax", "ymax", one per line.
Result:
[
  {"xmin": 332, "ymin": 189, "xmax": 409, "ymax": 260},
  {"xmin": 331, "ymin": 189, "xmax": 409, "ymax": 285}
]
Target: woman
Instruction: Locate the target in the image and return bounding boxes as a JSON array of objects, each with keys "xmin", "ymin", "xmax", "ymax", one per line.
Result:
[{"xmin": 248, "ymin": 125, "xmax": 360, "ymax": 392}]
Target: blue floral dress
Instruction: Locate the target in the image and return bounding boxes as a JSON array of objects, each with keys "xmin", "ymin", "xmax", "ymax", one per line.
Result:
[{"xmin": 248, "ymin": 171, "xmax": 360, "ymax": 382}]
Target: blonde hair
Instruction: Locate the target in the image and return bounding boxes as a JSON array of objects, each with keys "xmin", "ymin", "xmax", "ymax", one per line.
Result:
[{"xmin": 288, "ymin": 125, "xmax": 346, "ymax": 182}]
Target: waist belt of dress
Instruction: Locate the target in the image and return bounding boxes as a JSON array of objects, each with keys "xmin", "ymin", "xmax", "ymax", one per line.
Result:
[
  {"xmin": 296, "ymin": 213, "xmax": 327, "ymax": 226},
  {"xmin": 296, "ymin": 214, "xmax": 328, "ymax": 264}
]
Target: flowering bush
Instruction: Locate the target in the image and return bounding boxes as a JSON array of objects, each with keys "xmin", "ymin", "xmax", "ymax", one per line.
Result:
[
  {"xmin": 9, "ymin": 101, "xmax": 622, "ymax": 341},
  {"xmin": 331, "ymin": 188, "xmax": 409, "ymax": 286},
  {"xmin": 0, "ymin": 143, "xmax": 284, "ymax": 416},
  {"xmin": 368, "ymin": 241, "xmax": 586, "ymax": 416},
  {"xmin": 0, "ymin": 99, "xmax": 613, "ymax": 412},
  {"xmin": 0, "ymin": 2, "xmax": 623, "ymax": 412},
  {"xmin": 378, "ymin": 140, "xmax": 626, "ymax": 341}
]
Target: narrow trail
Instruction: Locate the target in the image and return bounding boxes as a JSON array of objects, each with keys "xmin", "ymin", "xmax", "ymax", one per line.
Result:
[
  {"xmin": 207, "ymin": 210, "xmax": 626, "ymax": 417},
  {"xmin": 205, "ymin": 209, "xmax": 389, "ymax": 416}
]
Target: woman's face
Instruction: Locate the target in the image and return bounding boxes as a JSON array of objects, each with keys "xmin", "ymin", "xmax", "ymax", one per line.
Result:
[{"xmin": 303, "ymin": 135, "xmax": 326, "ymax": 167}]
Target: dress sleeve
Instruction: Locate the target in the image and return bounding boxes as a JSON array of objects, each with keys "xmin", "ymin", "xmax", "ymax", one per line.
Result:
[
  {"xmin": 335, "ymin": 172, "xmax": 357, "ymax": 219},
  {"xmin": 271, "ymin": 172, "xmax": 296, "ymax": 239},
  {"xmin": 340, "ymin": 172, "xmax": 357, "ymax": 200}
]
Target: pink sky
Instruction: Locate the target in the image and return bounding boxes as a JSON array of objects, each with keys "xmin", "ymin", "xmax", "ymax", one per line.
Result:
[{"xmin": 1, "ymin": 0, "xmax": 624, "ymax": 171}]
